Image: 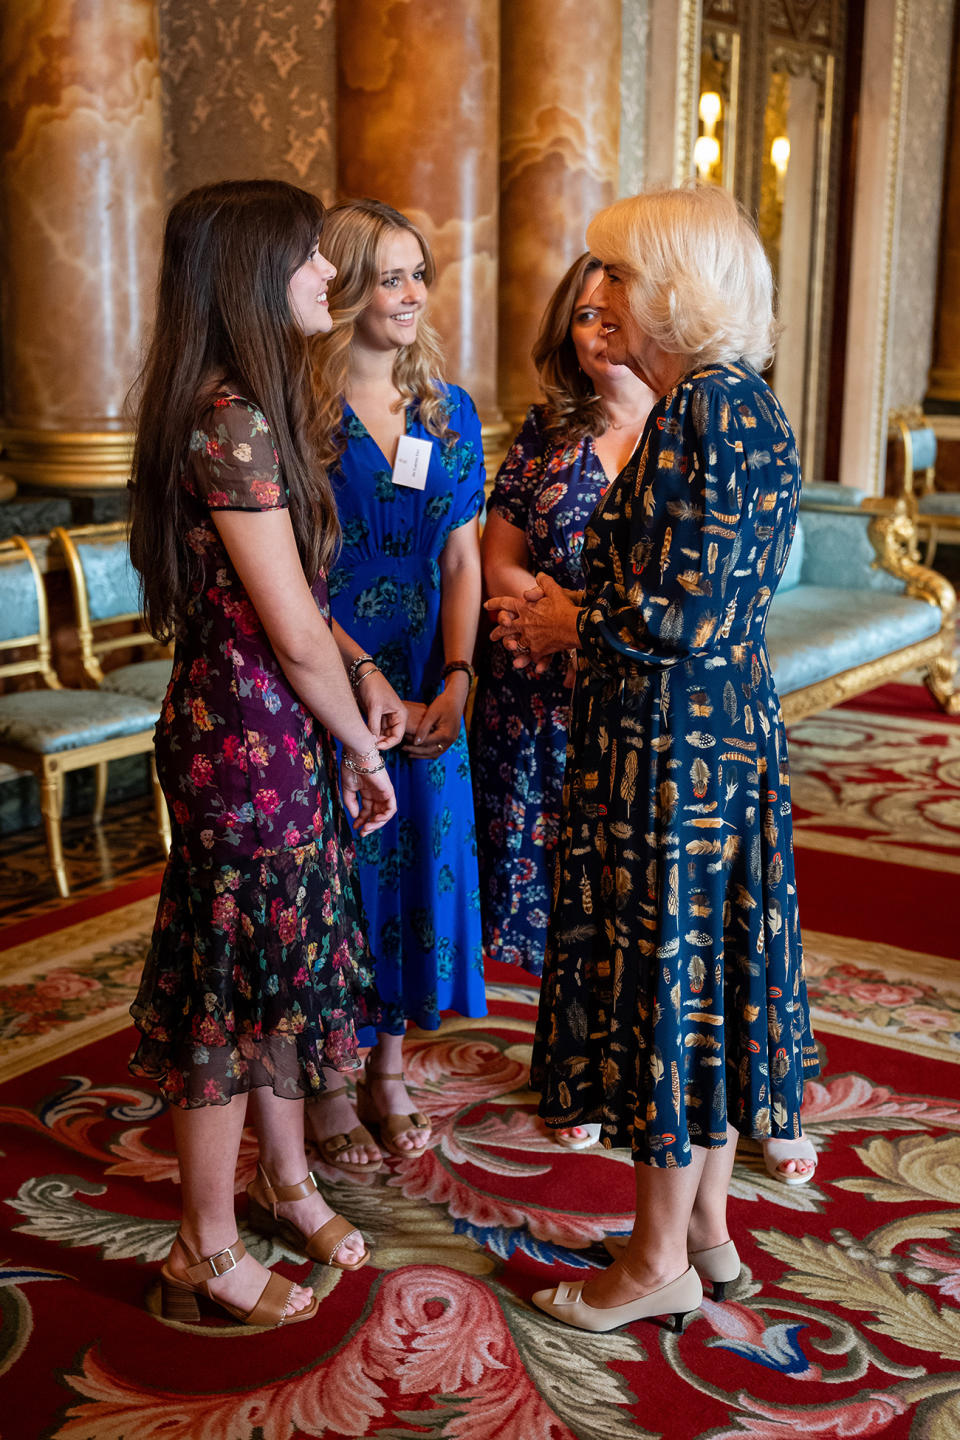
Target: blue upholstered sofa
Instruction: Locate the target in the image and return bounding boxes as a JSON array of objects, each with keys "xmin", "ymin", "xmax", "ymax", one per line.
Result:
[{"xmin": 768, "ymin": 482, "xmax": 958, "ymax": 723}]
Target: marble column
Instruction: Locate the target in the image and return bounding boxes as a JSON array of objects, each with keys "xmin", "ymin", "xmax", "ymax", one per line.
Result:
[
  {"xmin": 498, "ymin": 0, "xmax": 622, "ymax": 426},
  {"xmin": 927, "ymin": 20, "xmax": 960, "ymax": 410},
  {"xmin": 337, "ymin": 0, "xmax": 502, "ymax": 435},
  {"xmin": 0, "ymin": 0, "xmax": 163, "ymax": 493}
]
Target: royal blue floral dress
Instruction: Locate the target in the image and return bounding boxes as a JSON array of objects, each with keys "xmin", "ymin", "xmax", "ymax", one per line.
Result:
[
  {"xmin": 530, "ymin": 364, "xmax": 820, "ymax": 1165},
  {"xmin": 129, "ymin": 397, "xmax": 380, "ymax": 1107},
  {"xmin": 328, "ymin": 384, "xmax": 487, "ymax": 1042},
  {"xmin": 471, "ymin": 406, "xmax": 617, "ymax": 976}
]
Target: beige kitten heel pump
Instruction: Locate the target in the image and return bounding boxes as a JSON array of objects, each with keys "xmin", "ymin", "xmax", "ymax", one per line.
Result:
[
  {"xmin": 159, "ymin": 1233, "xmax": 318, "ymax": 1327},
  {"xmin": 532, "ymin": 1265, "xmax": 703, "ymax": 1334},
  {"xmin": 603, "ymin": 1235, "xmax": 740, "ymax": 1301},
  {"xmin": 246, "ymin": 1164, "xmax": 370, "ymax": 1271}
]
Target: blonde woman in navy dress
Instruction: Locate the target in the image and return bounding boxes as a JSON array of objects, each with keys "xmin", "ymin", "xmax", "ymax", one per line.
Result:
[{"xmin": 490, "ymin": 185, "xmax": 819, "ymax": 1332}]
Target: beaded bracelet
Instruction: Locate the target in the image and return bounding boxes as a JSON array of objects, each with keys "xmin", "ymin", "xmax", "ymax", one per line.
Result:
[
  {"xmin": 348, "ymin": 654, "xmax": 379, "ymax": 691},
  {"xmin": 441, "ymin": 660, "xmax": 476, "ymax": 685},
  {"xmin": 342, "ymin": 744, "xmax": 386, "ymax": 775}
]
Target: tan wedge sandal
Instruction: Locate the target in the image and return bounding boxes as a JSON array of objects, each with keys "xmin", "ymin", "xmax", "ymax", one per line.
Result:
[
  {"xmin": 308, "ymin": 1083, "xmax": 384, "ymax": 1176},
  {"xmin": 355, "ymin": 1061, "xmax": 433, "ymax": 1160},
  {"xmin": 246, "ymin": 1164, "xmax": 370, "ymax": 1270},
  {"xmin": 159, "ymin": 1233, "xmax": 318, "ymax": 1327}
]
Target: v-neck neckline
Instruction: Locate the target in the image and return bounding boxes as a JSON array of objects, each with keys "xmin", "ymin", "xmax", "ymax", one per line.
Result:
[{"xmin": 344, "ymin": 399, "xmax": 411, "ymax": 471}]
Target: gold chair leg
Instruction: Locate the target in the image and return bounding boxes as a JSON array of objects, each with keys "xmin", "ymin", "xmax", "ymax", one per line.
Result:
[
  {"xmin": 151, "ymin": 755, "xmax": 171, "ymax": 853},
  {"xmin": 40, "ymin": 762, "xmax": 68, "ymax": 898},
  {"xmin": 925, "ymin": 634, "xmax": 960, "ymax": 716},
  {"xmin": 93, "ymin": 760, "xmax": 109, "ymax": 823},
  {"xmin": 925, "ymin": 527, "xmax": 938, "ymax": 567}
]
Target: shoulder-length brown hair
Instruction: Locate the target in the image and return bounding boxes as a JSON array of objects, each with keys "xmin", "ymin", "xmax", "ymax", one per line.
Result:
[
  {"xmin": 532, "ymin": 252, "xmax": 610, "ymax": 445},
  {"xmin": 128, "ymin": 178, "xmax": 338, "ymax": 642},
  {"xmin": 313, "ymin": 199, "xmax": 455, "ymax": 452}
]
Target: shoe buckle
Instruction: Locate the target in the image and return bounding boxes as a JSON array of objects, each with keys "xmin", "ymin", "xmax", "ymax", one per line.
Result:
[{"xmin": 206, "ymin": 1246, "xmax": 238, "ymax": 1277}]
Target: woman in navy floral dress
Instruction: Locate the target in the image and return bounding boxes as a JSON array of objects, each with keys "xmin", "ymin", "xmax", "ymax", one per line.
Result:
[
  {"xmin": 490, "ymin": 186, "xmax": 819, "ymax": 1333},
  {"xmin": 471, "ymin": 254, "xmax": 653, "ymax": 1146},
  {"xmin": 308, "ymin": 199, "xmax": 486, "ymax": 1173},
  {"xmin": 128, "ymin": 181, "xmax": 405, "ymax": 1328}
]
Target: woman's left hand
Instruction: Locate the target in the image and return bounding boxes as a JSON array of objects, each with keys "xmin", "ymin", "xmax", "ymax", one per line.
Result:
[
  {"xmin": 485, "ymin": 573, "xmax": 582, "ymax": 669},
  {"xmin": 401, "ymin": 690, "xmax": 463, "ymax": 758},
  {"xmin": 355, "ymin": 670, "xmax": 407, "ymax": 749}
]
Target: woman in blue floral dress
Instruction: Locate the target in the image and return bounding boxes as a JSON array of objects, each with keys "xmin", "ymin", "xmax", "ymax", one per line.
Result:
[
  {"xmin": 471, "ymin": 254, "xmax": 654, "ymax": 1147},
  {"xmin": 309, "ymin": 199, "xmax": 486, "ymax": 1172},
  {"xmin": 128, "ymin": 181, "xmax": 406, "ymax": 1328}
]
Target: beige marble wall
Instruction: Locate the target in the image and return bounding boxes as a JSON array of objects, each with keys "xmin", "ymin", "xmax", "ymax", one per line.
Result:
[
  {"xmin": 0, "ymin": 0, "xmax": 163, "ymax": 434},
  {"xmin": 887, "ymin": 0, "xmax": 955, "ymax": 411},
  {"xmin": 337, "ymin": 0, "xmax": 499, "ymax": 416},
  {"xmin": 157, "ymin": 0, "xmax": 337, "ymax": 204},
  {"xmin": 498, "ymin": 0, "xmax": 621, "ymax": 422}
]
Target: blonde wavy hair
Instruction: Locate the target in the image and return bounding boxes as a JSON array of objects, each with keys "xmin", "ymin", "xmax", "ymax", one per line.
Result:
[
  {"xmin": 585, "ymin": 182, "xmax": 777, "ymax": 371},
  {"xmin": 313, "ymin": 199, "xmax": 455, "ymax": 454},
  {"xmin": 532, "ymin": 252, "xmax": 611, "ymax": 444}
]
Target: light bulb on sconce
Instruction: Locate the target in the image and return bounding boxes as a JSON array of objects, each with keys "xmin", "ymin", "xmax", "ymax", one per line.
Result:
[
  {"xmin": 694, "ymin": 134, "xmax": 721, "ymax": 181},
  {"xmin": 698, "ymin": 91, "xmax": 722, "ymax": 137},
  {"xmin": 771, "ymin": 135, "xmax": 790, "ymax": 177}
]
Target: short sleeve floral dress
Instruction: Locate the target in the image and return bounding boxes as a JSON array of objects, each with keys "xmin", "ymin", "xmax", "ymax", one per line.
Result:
[
  {"xmin": 470, "ymin": 406, "xmax": 617, "ymax": 976},
  {"xmin": 129, "ymin": 396, "xmax": 380, "ymax": 1107}
]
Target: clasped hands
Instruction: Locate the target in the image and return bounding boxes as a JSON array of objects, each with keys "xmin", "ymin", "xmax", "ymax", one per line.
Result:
[{"xmin": 485, "ymin": 573, "xmax": 583, "ymax": 674}]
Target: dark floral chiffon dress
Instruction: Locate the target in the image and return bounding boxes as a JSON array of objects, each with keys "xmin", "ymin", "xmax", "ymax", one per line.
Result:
[
  {"xmin": 129, "ymin": 397, "xmax": 379, "ymax": 1107},
  {"xmin": 530, "ymin": 363, "xmax": 819, "ymax": 1166}
]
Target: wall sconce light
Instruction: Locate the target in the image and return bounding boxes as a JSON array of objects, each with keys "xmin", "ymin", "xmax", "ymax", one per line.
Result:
[
  {"xmin": 698, "ymin": 91, "xmax": 722, "ymax": 137},
  {"xmin": 694, "ymin": 134, "xmax": 721, "ymax": 180},
  {"xmin": 771, "ymin": 134, "xmax": 791, "ymax": 197}
]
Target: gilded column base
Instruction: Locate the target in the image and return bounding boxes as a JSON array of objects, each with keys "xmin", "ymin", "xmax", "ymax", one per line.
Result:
[{"xmin": 0, "ymin": 428, "xmax": 135, "ymax": 494}]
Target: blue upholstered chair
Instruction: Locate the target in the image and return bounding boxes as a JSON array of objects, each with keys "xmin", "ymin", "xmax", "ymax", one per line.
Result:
[
  {"xmin": 0, "ymin": 536, "xmax": 170, "ymax": 898},
  {"xmin": 51, "ymin": 522, "xmax": 173, "ymax": 706},
  {"xmin": 896, "ymin": 420, "xmax": 960, "ymax": 566}
]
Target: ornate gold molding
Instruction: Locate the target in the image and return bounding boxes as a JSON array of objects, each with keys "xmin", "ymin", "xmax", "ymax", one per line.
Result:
[
  {"xmin": 0, "ymin": 428, "xmax": 134, "ymax": 493},
  {"xmin": 869, "ymin": 0, "xmax": 908, "ymax": 493},
  {"xmin": 674, "ymin": 0, "xmax": 702, "ymax": 182},
  {"xmin": 781, "ymin": 631, "xmax": 952, "ymax": 725}
]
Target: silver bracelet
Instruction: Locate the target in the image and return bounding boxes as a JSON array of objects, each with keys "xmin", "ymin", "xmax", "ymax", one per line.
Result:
[
  {"xmin": 342, "ymin": 754, "xmax": 386, "ymax": 775},
  {"xmin": 348, "ymin": 654, "xmax": 379, "ymax": 690},
  {"xmin": 343, "ymin": 743, "xmax": 385, "ymax": 774}
]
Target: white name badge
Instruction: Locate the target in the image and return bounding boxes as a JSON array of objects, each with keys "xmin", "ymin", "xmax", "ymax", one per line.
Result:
[{"xmin": 391, "ymin": 434, "xmax": 433, "ymax": 490}]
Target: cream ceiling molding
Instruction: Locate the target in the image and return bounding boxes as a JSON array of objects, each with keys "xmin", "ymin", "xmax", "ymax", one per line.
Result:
[{"xmin": 839, "ymin": 0, "xmax": 908, "ymax": 496}]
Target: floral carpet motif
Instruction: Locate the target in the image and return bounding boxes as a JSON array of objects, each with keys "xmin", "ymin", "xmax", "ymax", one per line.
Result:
[
  {"xmin": 2, "ymin": 996, "xmax": 960, "ymax": 1439},
  {"xmin": 1, "ymin": 681, "xmax": 959, "ymax": 1438}
]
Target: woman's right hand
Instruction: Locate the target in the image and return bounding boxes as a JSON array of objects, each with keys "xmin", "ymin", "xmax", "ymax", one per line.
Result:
[
  {"xmin": 340, "ymin": 761, "xmax": 397, "ymax": 835},
  {"xmin": 355, "ymin": 669, "xmax": 407, "ymax": 749}
]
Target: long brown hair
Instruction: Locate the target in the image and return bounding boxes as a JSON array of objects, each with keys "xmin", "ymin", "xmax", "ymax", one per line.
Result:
[
  {"xmin": 129, "ymin": 178, "xmax": 339, "ymax": 642},
  {"xmin": 532, "ymin": 252, "xmax": 609, "ymax": 444},
  {"xmin": 313, "ymin": 198, "xmax": 455, "ymax": 453}
]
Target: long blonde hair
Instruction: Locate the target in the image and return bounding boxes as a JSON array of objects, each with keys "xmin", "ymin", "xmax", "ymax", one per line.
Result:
[{"xmin": 313, "ymin": 199, "xmax": 455, "ymax": 453}]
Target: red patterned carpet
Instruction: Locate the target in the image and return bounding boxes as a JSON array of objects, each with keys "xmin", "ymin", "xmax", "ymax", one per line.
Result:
[{"xmin": 1, "ymin": 673, "xmax": 959, "ymax": 1440}]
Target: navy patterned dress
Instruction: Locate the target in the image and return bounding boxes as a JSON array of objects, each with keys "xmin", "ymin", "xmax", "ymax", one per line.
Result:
[
  {"xmin": 328, "ymin": 384, "xmax": 487, "ymax": 1042},
  {"xmin": 530, "ymin": 363, "xmax": 820, "ymax": 1166},
  {"xmin": 471, "ymin": 406, "xmax": 617, "ymax": 975}
]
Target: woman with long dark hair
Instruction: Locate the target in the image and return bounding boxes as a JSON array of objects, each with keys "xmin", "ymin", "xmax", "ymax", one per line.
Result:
[
  {"xmin": 306, "ymin": 199, "xmax": 486, "ymax": 1174},
  {"xmin": 128, "ymin": 179, "xmax": 405, "ymax": 1328}
]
